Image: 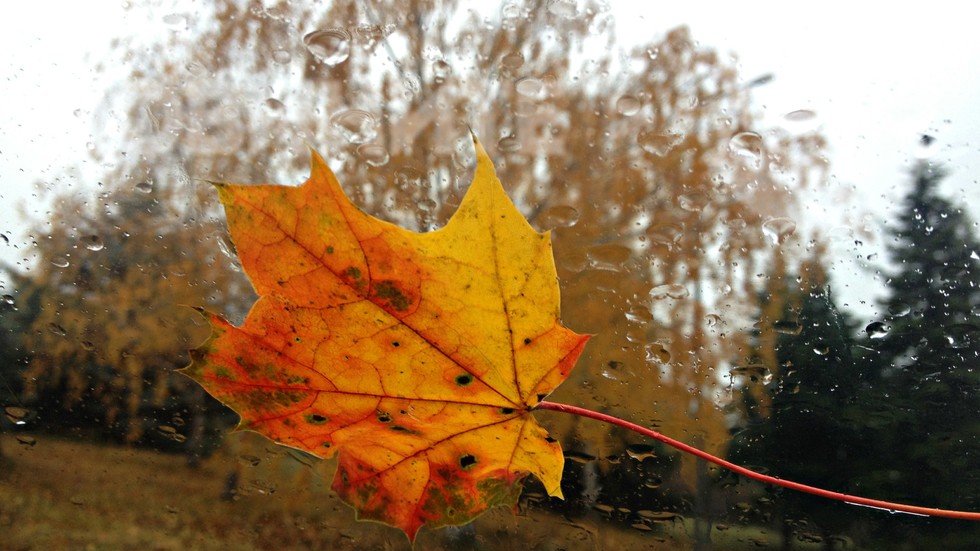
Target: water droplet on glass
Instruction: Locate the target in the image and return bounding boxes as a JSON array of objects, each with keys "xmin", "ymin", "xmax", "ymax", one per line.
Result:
[
  {"xmin": 500, "ymin": 51, "xmax": 525, "ymax": 77},
  {"xmin": 637, "ymin": 130, "xmax": 681, "ymax": 156},
  {"xmin": 2, "ymin": 295, "xmax": 14, "ymax": 305},
  {"xmin": 81, "ymin": 235, "xmax": 104, "ymax": 251},
  {"xmin": 5, "ymin": 406, "xmax": 30, "ymax": 424},
  {"xmin": 813, "ymin": 344, "xmax": 830, "ymax": 356},
  {"xmin": 729, "ymin": 131, "xmax": 763, "ymax": 166},
  {"xmin": 888, "ymin": 303, "xmax": 911, "ymax": 317},
  {"xmin": 564, "ymin": 450, "xmax": 597, "ymax": 464},
  {"xmin": 678, "ymin": 192, "xmax": 708, "ymax": 212},
  {"xmin": 516, "ymin": 77, "xmax": 545, "ymax": 99},
  {"xmin": 650, "ymin": 284, "xmax": 689, "ymax": 300},
  {"xmin": 616, "ymin": 95, "xmax": 641, "ymax": 116},
  {"xmin": 762, "ymin": 217, "xmax": 796, "ymax": 246},
  {"xmin": 330, "ymin": 109, "xmax": 378, "ymax": 144},
  {"xmin": 645, "ymin": 343, "xmax": 671, "ymax": 364},
  {"xmin": 303, "ymin": 29, "xmax": 351, "ymax": 66},
  {"xmin": 773, "ymin": 320, "xmax": 802, "ymax": 335},
  {"xmin": 865, "ymin": 321, "xmax": 890, "ymax": 339},
  {"xmin": 48, "ymin": 323, "xmax": 67, "ymax": 336},
  {"xmin": 915, "ymin": 134, "xmax": 937, "ymax": 159},
  {"xmin": 547, "ymin": 0, "xmax": 578, "ymax": 18},
  {"xmin": 704, "ymin": 313, "xmax": 722, "ymax": 327},
  {"xmin": 51, "ymin": 256, "xmax": 69, "ymax": 268},
  {"xmin": 395, "ymin": 166, "xmax": 424, "ymax": 190},
  {"xmin": 432, "ymin": 59, "xmax": 451, "ymax": 83},
  {"xmin": 263, "ymin": 98, "xmax": 285, "ymax": 116},
  {"xmin": 16, "ymin": 435, "xmax": 37, "ymax": 447},
  {"xmin": 356, "ymin": 143, "xmax": 389, "ymax": 167},
  {"xmin": 730, "ymin": 364, "xmax": 771, "ymax": 383},
  {"xmin": 588, "ymin": 243, "xmax": 632, "ymax": 270},
  {"xmin": 537, "ymin": 205, "xmax": 579, "ymax": 229},
  {"xmin": 162, "ymin": 13, "xmax": 187, "ymax": 29},
  {"xmin": 497, "ymin": 136, "xmax": 521, "ymax": 153},
  {"xmin": 272, "ymin": 48, "xmax": 292, "ymax": 64},
  {"xmin": 626, "ymin": 443, "xmax": 657, "ymax": 461},
  {"xmin": 784, "ymin": 109, "xmax": 816, "ymax": 122},
  {"xmin": 81, "ymin": 340, "xmax": 95, "ymax": 351},
  {"xmin": 135, "ymin": 181, "xmax": 153, "ymax": 194}
]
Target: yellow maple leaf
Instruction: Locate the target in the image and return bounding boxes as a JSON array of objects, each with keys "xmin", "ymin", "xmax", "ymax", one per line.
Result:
[{"xmin": 182, "ymin": 136, "xmax": 589, "ymax": 540}]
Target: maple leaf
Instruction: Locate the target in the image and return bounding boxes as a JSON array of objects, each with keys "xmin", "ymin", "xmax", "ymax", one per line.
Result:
[{"xmin": 182, "ymin": 136, "xmax": 589, "ymax": 540}]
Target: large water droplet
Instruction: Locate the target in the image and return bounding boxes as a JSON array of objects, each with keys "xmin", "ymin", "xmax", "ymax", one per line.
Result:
[
  {"xmin": 888, "ymin": 303, "xmax": 911, "ymax": 317},
  {"xmin": 537, "ymin": 205, "xmax": 579, "ymax": 229},
  {"xmin": 500, "ymin": 51, "xmax": 524, "ymax": 78},
  {"xmin": 263, "ymin": 98, "xmax": 285, "ymax": 116},
  {"xmin": 356, "ymin": 143, "xmax": 389, "ymax": 167},
  {"xmin": 762, "ymin": 217, "xmax": 796, "ymax": 246},
  {"xmin": 650, "ymin": 284, "xmax": 689, "ymax": 300},
  {"xmin": 616, "ymin": 95, "xmax": 641, "ymax": 116},
  {"xmin": 304, "ymin": 29, "xmax": 351, "ymax": 66},
  {"xmin": 81, "ymin": 235, "xmax": 104, "ymax": 251},
  {"xmin": 547, "ymin": 0, "xmax": 578, "ymax": 17},
  {"xmin": 272, "ymin": 49, "xmax": 292, "ymax": 64},
  {"xmin": 865, "ymin": 321, "xmax": 890, "ymax": 339},
  {"xmin": 729, "ymin": 131, "xmax": 763, "ymax": 167},
  {"xmin": 497, "ymin": 135, "xmax": 521, "ymax": 152},
  {"xmin": 1, "ymin": 295, "xmax": 14, "ymax": 305},
  {"xmin": 432, "ymin": 59, "xmax": 451, "ymax": 83},
  {"xmin": 516, "ymin": 77, "xmax": 545, "ymax": 99},
  {"xmin": 645, "ymin": 343, "xmax": 671, "ymax": 365},
  {"xmin": 773, "ymin": 320, "xmax": 802, "ymax": 335},
  {"xmin": 588, "ymin": 243, "xmax": 632, "ymax": 270},
  {"xmin": 730, "ymin": 364, "xmax": 771, "ymax": 384},
  {"xmin": 330, "ymin": 109, "xmax": 378, "ymax": 144},
  {"xmin": 626, "ymin": 443, "xmax": 657, "ymax": 461},
  {"xmin": 678, "ymin": 192, "xmax": 709, "ymax": 212},
  {"xmin": 135, "ymin": 181, "xmax": 153, "ymax": 194},
  {"xmin": 5, "ymin": 406, "xmax": 30, "ymax": 424},
  {"xmin": 637, "ymin": 130, "xmax": 681, "ymax": 156}
]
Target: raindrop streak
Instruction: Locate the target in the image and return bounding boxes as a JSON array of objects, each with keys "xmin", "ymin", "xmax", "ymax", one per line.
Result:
[
  {"xmin": 303, "ymin": 29, "xmax": 351, "ymax": 66},
  {"xmin": 866, "ymin": 321, "xmax": 890, "ymax": 339},
  {"xmin": 616, "ymin": 95, "xmax": 641, "ymax": 116},
  {"xmin": 356, "ymin": 144, "xmax": 389, "ymax": 167},
  {"xmin": 762, "ymin": 217, "xmax": 797, "ymax": 246},
  {"xmin": 81, "ymin": 235, "xmax": 104, "ymax": 251},
  {"xmin": 330, "ymin": 110, "xmax": 378, "ymax": 144},
  {"xmin": 728, "ymin": 131, "xmax": 763, "ymax": 166}
]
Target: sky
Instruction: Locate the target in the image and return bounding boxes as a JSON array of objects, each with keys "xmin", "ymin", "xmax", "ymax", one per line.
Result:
[{"xmin": 2, "ymin": 0, "xmax": 979, "ymax": 318}]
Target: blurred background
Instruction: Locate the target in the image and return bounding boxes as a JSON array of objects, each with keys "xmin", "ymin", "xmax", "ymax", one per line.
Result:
[{"xmin": 1, "ymin": 1, "xmax": 978, "ymax": 549}]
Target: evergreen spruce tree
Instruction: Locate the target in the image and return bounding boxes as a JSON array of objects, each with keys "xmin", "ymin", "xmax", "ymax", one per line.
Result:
[{"xmin": 875, "ymin": 160, "xmax": 980, "ymax": 515}]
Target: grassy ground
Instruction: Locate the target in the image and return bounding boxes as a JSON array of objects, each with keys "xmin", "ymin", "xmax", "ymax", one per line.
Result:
[{"xmin": 0, "ymin": 433, "xmax": 843, "ymax": 550}]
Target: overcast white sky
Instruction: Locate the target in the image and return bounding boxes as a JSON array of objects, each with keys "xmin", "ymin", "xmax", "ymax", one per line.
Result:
[{"xmin": 2, "ymin": 1, "xmax": 978, "ymax": 318}]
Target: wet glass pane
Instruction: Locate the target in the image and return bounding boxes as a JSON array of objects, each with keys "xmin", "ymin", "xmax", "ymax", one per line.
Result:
[{"xmin": 2, "ymin": 2, "xmax": 978, "ymax": 549}]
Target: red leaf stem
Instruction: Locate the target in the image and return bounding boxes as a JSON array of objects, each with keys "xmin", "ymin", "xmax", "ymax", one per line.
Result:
[{"xmin": 536, "ymin": 400, "xmax": 980, "ymax": 521}]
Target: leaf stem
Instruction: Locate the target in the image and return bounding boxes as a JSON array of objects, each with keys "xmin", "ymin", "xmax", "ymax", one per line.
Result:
[{"xmin": 536, "ymin": 400, "xmax": 980, "ymax": 521}]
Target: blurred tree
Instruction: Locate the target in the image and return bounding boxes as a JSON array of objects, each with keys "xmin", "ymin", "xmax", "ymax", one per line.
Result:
[
  {"xmin": 19, "ymin": 180, "xmax": 250, "ymax": 455},
  {"xmin": 64, "ymin": 0, "xmax": 825, "ymax": 512},
  {"xmin": 871, "ymin": 160, "xmax": 980, "ymax": 519},
  {"xmin": 729, "ymin": 255, "xmax": 886, "ymax": 549}
]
